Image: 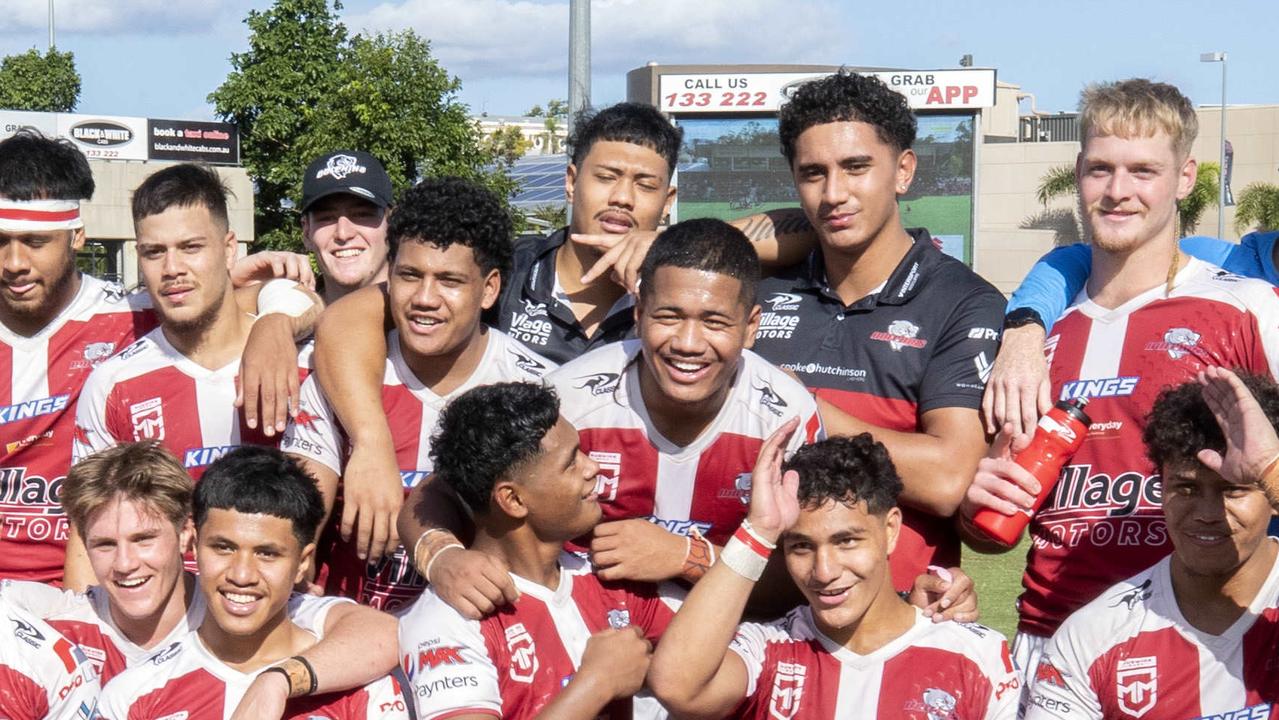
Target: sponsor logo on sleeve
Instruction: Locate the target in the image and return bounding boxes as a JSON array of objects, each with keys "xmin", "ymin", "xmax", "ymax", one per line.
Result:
[
  {"xmin": 1108, "ymin": 579, "xmax": 1153, "ymax": 610},
  {"xmin": 968, "ymin": 327, "xmax": 999, "ymax": 341},
  {"xmin": 768, "ymin": 661, "xmax": 806, "ymax": 720},
  {"xmin": 1116, "ymin": 656, "xmax": 1157, "ymax": 717},
  {"xmin": 10, "ymin": 616, "xmax": 45, "ymax": 648},
  {"xmin": 1035, "ymin": 659, "xmax": 1066, "ymax": 688},
  {"xmin": 755, "ymin": 382, "xmax": 789, "ymax": 416},
  {"xmin": 974, "ymin": 352, "xmax": 993, "ymax": 384},
  {"xmin": 417, "ymin": 645, "xmax": 469, "ymax": 669}
]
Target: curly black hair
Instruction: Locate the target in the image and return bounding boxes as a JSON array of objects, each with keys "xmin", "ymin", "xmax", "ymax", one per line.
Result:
[
  {"xmin": 0, "ymin": 128, "xmax": 94, "ymax": 201},
  {"xmin": 430, "ymin": 382, "xmax": 561, "ymax": 516},
  {"xmin": 195, "ymin": 446, "xmax": 325, "ymax": 548},
  {"xmin": 638, "ymin": 218, "xmax": 760, "ymax": 307},
  {"xmin": 784, "ymin": 433, "xmax": 903, "ymax": 515},
  {"xmin": 388, "ymin": 176, "xmax": 513, "ymax": 276},
  {"xmin": 778, "ymin": 69, "xmax": 916, "ymax": 163},
  {"xmin": 568, "ymin": 102, "xmax": 682, "ymax": 176},
  {"xmin": 1144, "ymin": 372, "xmax": 1279, "ymax": 471}
]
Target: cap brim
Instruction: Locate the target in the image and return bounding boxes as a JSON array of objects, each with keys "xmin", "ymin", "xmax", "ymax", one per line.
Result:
[{"xmin": 301, "ymin": 186, "xmax": 390, "ymax": 213}]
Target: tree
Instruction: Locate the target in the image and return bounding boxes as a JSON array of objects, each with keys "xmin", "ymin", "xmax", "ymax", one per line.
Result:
[
  {"xmin": 1034, "ymin": 161, "xmax": 1220, "ymax": 238},
  {"xmin": 210, "ymin": 0, "xmax": 513, "ymax": 250},
  {"xmin": 0, "ymin": 48, "xmax": 80, "ymax": 112},
  {"xmin": 1235, "ymin": 182, "xmax": 1279, "ymax": 234},
  {"xmin": 481, "ymin": 124, "xmax": 531, "ymax": 166}
]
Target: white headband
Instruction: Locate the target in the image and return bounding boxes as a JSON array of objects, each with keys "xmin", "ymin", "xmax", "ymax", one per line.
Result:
[{"xmin": 0, "ymin": 199, "xmax": 84, "ymax": 232}]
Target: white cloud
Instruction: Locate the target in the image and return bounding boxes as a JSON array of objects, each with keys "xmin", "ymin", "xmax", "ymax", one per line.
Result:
[
  {"xmin": 0, "ymin": 0, "xmax": 245, "ymax": 36},
  {"xmin": 344, "ymin": 0, "xmax": 848, "ymax": 80}
]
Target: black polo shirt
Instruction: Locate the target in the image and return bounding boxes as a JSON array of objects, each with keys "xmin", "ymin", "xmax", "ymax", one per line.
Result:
[
  {"xmin": 485, "ymin": 228, "xmax": 636, "ymax": 366},
  {"xmin": 751, "ymin": 227, "xmax": 1004, "ymax": 586}
]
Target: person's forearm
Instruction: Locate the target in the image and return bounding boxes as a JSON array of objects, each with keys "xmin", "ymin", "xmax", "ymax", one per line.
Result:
[
  {"xmin": 729, "ymin": 208, "xmax": 816, "ymax": 270},
  {"xmin": 308, "ymin": 604, "xmax": 398, "ymax": 693},
  {"xmin": 530, "ymin": 672, "xmax": 615, "ymax": 720},
  {"xmin": 1006, "ymin": 243, "xmax": 1091, "ymax": 334},
  {"xmin": 398, "ymin": 474, "xmax": 474, "ymax": 564},
  {"xmin": 314, "ymin": 285, "xmax": 391, "ymax": 446},
  {"xmin": 649, "ymin": 561, "xmax": 752, "ymax": 711},
  {"xmin": 817, "ymin": 401, "xmax": 977, "ymax": 516}
]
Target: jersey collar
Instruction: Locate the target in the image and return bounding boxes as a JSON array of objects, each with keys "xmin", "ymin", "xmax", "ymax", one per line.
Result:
[{"xmin": 792, "ymin": 228, "xmax": 939, "ymax": 309}]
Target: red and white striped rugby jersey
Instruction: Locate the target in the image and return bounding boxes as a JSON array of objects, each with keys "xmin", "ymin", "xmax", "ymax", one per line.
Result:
[
  {"xmin": 397, "ymin": 552, "xmax": 681, "ymax": 720},
  {"xmin": 281, "ymin": 328, "xmax": 553, "ymax": 611},
  {"xmin": 97, "ymin": 624, "xmax": 409, "ymax": 720},
  {"xmin": 546, "ymin": 340, "xmax": 823, "ymax": 546},
  {"xmin": 0, "ymin": 578, "xmax": 350, "ymax": 685},
  {"xmin": 0, "ymin": 595, "xmax": 100, "ymax": 720},
  {"xmin": 72, "ymin": 326, "xmax": 312, "ymax": 478},
  {"xmin": 1025, "ymin": 549, "xmax": 1279, "ymax": 720},
  {"xmin": 729, "ymin": 605, "xmax": 1018, "ymax": 719},
  {"xmin": 1020, "ymin": 259, "xmax": 1279, "ymax": 637},
  {"xmin": 0, "ymin": 275, "xmax": 154, "ymax": 584}
]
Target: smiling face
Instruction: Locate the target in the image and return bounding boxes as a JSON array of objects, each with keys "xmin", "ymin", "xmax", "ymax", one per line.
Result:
[
  {"xmin": 388, "ymin": 240, "xmax": 500, "ymax": 366},
  {"xmin": 196, "ymin": 508, "xmax": 311, "ymax": 640},
  {"xmin": 565, "ymin": 140, "xmax": 675, "ymax": 242},
  {"xmin": 502, "ymin": 416, "xmax": 603, "ymax": 542},
  {"xmin": 1162, "ymin": 460, "xmax": 1275, "ymax": 580},
  {"xmin": 135, "ymin": 204, "xmax": 237, "ymax": 336},
  {"xmin": 790, "ymin": 121, "xmax": 914, "ymax": 254},
  {"xmin": 635, "ymin": 266, "xmax": 760, "ymax": 418},
  {"xmin": 783, "ymin": 499, "xmax": 900, "ymax": 639},
  {"xmin": 301, "ymin": 194, "xmax": 389, "ymax": 294},
  {"xmin": 84, "ymin": 496, "xmax": 192, "ymax": 631},
  {"xmin": 0, "ymin": 226, "xmax": 83, "ymax": 334},
  {"xmin": 1076, "ymin": 130, "xmax": 1195, "ymax": 255}
]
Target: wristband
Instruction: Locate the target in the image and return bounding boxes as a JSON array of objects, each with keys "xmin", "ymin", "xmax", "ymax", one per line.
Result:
[
  {"xmin": 263, "ymin": 655, "xmax": 317, "ymax": 697},
  {"xmin": 257, "ymin": 279, "xmax": 314, "ymax": 318},
  {"xmin": 680, "ymin": 529, "xmax": 715, "ymax": 582},
  {"xmin": 721, "ymin": 522, "xmax": 774, "ymax": 582},
  {"xmin": 413, "ymin": 529, "xmax": 463, "ymax": 577},
  {"xmin": 1003, "ymin": 307, "xmax": 1045, "ymax": 332},
  {"xmin": 424, "ymin": 544, "xmax": 465, "ymax": 585},
  {"xmin": 412, "ymin": 528, "xmax": 449, "ymax": 566}
]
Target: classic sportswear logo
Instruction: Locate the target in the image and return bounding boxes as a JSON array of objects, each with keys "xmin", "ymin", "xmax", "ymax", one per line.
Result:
[
  {"xmin": 765, "ymin": 292, "xmax": 802, "ymax": 311},
  {"xmin": 755, "ymin": 382, "xmax": 788, "ymax": 417},
  {"xmin": 575, "ymin": 372, "xmax": 620, "ymax": 396},
  {"xmin": 316, "ymin": 154, "xmax": 366, "ymax": 180},
  {"xmin": 508, "ymin": 348, "xmax": 548, "ymax": 375}
]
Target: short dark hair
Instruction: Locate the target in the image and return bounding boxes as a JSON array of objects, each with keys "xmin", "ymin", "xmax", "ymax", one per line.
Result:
[
  {"xmin": 1144, "ymin": 373, "xmax": 1279, "ymax": 471},
  {"xmin": 194, "ymin": 447, "xmax": 324, "ymax": 547},
  {"xmin": 778, "ymin": 69, "xmax": 917, "ymax": 163},
  {"xmin": 568, "ymin": 102, "xmax": 682, "ymax": 176},
  {"xmin": 430, "ymin": 383, "xmax": 561, "ymax": 516},
  {"xmin": 0, "ymin": 128, "xmax": 94, "ymax": 201},
  {"xmin": 784, "ymin": 434, "xmax": 903, "ymax": 515},
  {"xmin": 638, "ymin": 218, "xmax": 760, "ymax": 306},
  {"xmin": 131, "ymin": 163, "xmax": 231, "ymax": 229},
  {"xmin": 388, "ymin": 176, "xmax": 512, "ymax": 277}
]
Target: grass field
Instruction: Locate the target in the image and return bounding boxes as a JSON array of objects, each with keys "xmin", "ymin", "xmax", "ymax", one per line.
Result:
[
  {"xmin": 963, "ymin": 536, "xmax": 1031, "ymax": 638},
  {"xmin": 678, "ymin": 196, "xmax": 973, "ymax": 239}
]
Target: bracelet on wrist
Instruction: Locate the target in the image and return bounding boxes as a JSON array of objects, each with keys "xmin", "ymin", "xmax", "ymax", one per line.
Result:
[
  {"xmin": 263, "ymin": 655, "xmax": 317, "ymax": 698},
  {"xmin": 680, "ymin": 529, "xmax": 715, "ymax": 582},
  {"xmin": 424, "ymin": 543, "xmax": 465, "ymax": 585}
]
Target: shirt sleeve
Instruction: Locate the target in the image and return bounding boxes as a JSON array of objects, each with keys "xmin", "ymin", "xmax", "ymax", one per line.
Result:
[
  {"xmin": 1005, "ymin": 243, "xmax": 1092, "ymax": 333},
  {"xmin": 1230, "ymin": 230, "xmax": 1279, "ymax": 284},
  {"xmin": 628, "ymin": 581, "xmax": 686, "ymax": 644},
  {"xmin": 0, "ymin": 663, "xmax": 48, "ymax": 720},
  {"xmin": 1023, "ymin": 629, "xmax": 1103, "ymax": 720},
  {"xmin": 726, "ymin": 621, "xmax": 770, "ymax": 701},
  {"xmin": 72, "ymin": 366, "xmax": 118, "ymax": 464},
  {"xmin": 279, "ymin": 375, "xmax": 344, "ymax": 477},
  {"xmin": 286, "ymin": 592, "xmax": 355, "ymax": 637},
  {"xmin": 1178, "ymin": 235, "xmax": 1236, "ymax": 269},
  {"xmin": 0, "ymin": 580, "xmax": 81, "ymax": 618},
  {"xmin": 398, "ymin": 596, "xmax": 501, "ymax": 720},
  {"xmin": 917, "ymin": 285, "xmax": 1005, "ymax": 414},
  {"xmin": 977, "ymin": 635, "xmax": 1019, "ymax": 720}
]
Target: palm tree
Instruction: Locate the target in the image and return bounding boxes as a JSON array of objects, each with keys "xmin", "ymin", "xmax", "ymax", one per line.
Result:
[
  {"xmin": 1033, "ymin": 162, "xmax": 1220, "ymax": 237},
  {"xmin": 1235, "ymin": 182, "xmax": 1279, "ymax": 234}
]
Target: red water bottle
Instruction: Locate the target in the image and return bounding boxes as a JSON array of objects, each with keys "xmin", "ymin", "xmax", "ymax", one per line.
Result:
[{"xmin": 971, "ymin": 398, "xmax": 1091, "ymax": 546}]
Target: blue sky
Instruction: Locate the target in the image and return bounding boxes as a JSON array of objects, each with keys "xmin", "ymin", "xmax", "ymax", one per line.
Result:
[{"xmin": 1, "ymin": 0, "xmax": 1275, "ymax": 122}]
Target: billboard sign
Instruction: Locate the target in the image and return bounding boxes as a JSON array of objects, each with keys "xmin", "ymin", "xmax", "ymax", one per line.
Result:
[
  {"xmin": 147, "ymin": 119, "xmax": 239, "ymax": 165},
  {"xmin": 659, "ymin": 69, "xmax": 997, "ymax": 114},
  {"xmin": 0, "ymin": 110, "xmax": 57, "ymax": 141},
  {"xmin": 56, "ymin": 113, "xmax": 149, "ymax": 161}
]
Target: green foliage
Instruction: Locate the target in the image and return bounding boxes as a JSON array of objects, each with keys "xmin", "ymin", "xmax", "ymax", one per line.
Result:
[
  {"xmin": 0, "ymin": 48, "xmax": 80, "ymax": 112},
  {"xmin": 1235, "ymin": 182, "xmax": 1279, "ymax": 234},
  {"xmin": 1034, "ymin": 161, "xmax": 1220, "ymax": 238},
  {"xmin": 1035, "ymin": 165, "xmax": 1077, "ymax": 206},
  {"xmin": 481, "ymin": 124, "xmax": 531, "ymax": 166},
  {"xmin": 209, "ymin": 0, "xmax": 513, "ymax": 251}
]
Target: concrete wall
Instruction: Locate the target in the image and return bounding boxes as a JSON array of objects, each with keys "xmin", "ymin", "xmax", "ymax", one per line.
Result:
[{"xmin": 1192, "ymin": 104, "xmax": 1279, "ymax": 239}]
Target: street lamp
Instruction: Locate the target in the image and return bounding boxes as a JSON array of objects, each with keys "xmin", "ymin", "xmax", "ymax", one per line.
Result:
[{"xmin": 1200, "ymin": 51, "xmax": 1227, "ymax": 239}]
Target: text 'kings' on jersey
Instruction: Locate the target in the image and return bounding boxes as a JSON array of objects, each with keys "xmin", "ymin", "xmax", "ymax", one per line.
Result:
[
  {"xmin": 282, "ymin": 328, "xmax": 554, "ymax": 611},
  {"xmin": 750, "ymin": 229, "xmax": 1005, "ymax": 589},
  {"xmin": 1020, "ymin": 258, "xmax": 1279, "ymax": 637},
  {"xmin": 546, "ymin": 339, "xmax": 822, "ymax": 547}
]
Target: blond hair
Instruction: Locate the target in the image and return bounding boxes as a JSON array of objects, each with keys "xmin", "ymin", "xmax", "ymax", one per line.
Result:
[
  {"xmin": 1079, "ymin": 79, "xmax": 1198, "ymax": 158},
  {"xmin": 62, "ymin": 441, "xmax": 192, "ymax": 537}
]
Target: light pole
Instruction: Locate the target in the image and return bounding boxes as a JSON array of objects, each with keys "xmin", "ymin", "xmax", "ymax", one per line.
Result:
[
  {"xmin": 48, "ymin": 0, "xmax": 55, "ymax": 49},
  {"xmin": 1200, "ymin": 51, "xmax": 1227, "ymax": 239},
  {"xmin": 567, "ymin": 0, "xmax": 591, "ymax": 137}
]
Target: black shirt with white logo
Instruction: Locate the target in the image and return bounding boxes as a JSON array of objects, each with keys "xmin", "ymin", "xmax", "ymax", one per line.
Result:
[
  {"xmin": 751, "ymin": 228, "xmax": 1005, "ymax": 582},
  {"xmin": 485, "ymin": 228, "xmax": 636, "ymax": 365}
]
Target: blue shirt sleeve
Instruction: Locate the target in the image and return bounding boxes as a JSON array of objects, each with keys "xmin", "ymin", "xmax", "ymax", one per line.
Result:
[
  {"xmin": 1005, "ymin": 243, "xmax": 1091, "ymax": 333},
  {"xmin": 1180, "ymin": 232, "xmax": 1279, "ymax": 284}
]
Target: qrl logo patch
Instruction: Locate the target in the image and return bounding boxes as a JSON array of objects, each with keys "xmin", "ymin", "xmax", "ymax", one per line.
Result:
[
  {"xmin": 768, "ymin": 661, "xmax": 806, "ymax": 719},
  {"xmin": 589, "ymin": 451, "xmax": 621, "ymax": 502},
  {"xmin": 1116, "ymin": 656, "xmax": 1157, "ymax": 717},
  {"xmin": 129, "ymin": 397, "xmax": 165, "ymax": 440},
  {"xmin": 505, "ymin": 623, "xmax": 539, "ymax": 683}
]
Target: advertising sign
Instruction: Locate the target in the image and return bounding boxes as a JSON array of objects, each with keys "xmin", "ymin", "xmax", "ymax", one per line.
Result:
[
  {"xmin": 147, "ymin": 118, "xmax": 239, "ymax": 165},
  {"xmin": 659, "ymin": 69, "xmax": 997, "ymax": 114},
  {"xmin": 0, "ymin": 110, "xmax": 57, "ymax": 141},
  {"xmin": 56, "ymin": 113, "xmax": 149, "ymax": 161}
]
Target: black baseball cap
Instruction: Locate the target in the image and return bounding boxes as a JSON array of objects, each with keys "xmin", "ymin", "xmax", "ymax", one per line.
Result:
[{"xmin": 300, "ymin": 150, "xmax": 393, "ymax": 213}]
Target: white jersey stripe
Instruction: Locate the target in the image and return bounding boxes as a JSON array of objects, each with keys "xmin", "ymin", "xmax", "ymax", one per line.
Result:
[
  {"xmin": 10, "ymin": 342, "xmax": 49, "ymax": 403},
  {"xmin": 1077, "ymin": 313, "xmax": 1128, "ymax": 381},
  {"xmin": 835, "ymin": 661, "xmax": 878, "ymax": 717}
]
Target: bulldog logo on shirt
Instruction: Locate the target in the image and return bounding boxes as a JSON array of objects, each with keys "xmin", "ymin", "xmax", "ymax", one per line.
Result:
[
  {"xmin": 768, "ymin": 661, "xmax": 806, "ymax": 720},
  {"xmin": 870, "ymin": 320, "xmax": 927, "ymax": 351},
  {"xmin": 1116, "ymin": 656, "xmax": 1157, "ymax": 717},
  {"xmin": 921, "ymin": 688, "xmax": 958, "ymax": 720}
]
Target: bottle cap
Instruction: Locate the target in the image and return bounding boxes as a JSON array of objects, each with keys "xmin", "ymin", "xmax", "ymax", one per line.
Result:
[{"xmin": 1054, "ymin": 397, "xmax": 1092, "ymax": 427}]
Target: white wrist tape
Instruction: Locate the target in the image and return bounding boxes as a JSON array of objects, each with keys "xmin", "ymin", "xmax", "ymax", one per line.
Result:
[
  {"xmin": 257, "ymin": 279, "xmax": 314, "ymax": 318},
  {"xmin": 721, "ymin": 527, "xmax": 772, "ymax": 582}
]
